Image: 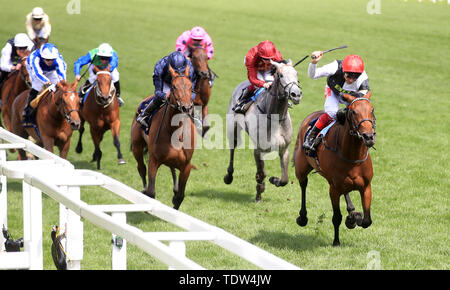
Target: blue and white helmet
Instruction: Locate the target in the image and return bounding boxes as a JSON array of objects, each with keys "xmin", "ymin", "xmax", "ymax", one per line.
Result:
[
  {"xmin": 40, "ymin": 43, "xmax": 59, "ymax": 59},
  {"xmin": 168, "ymin": 51, "xmax": 187, "ymax": 74}
]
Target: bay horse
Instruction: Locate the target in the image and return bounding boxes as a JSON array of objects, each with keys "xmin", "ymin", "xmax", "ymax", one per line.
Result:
[
  {"xmin": 224, "ymin": 60, "xmax": 302, "ymax": 202},
  {"xmin": 131, "ymin": 65, "xmax": 195, "ymax": 210},
  {"xmin": 10, "ymin": 80, "xmax": 81, "ymax": 159},
  {"xmin": 0, "ymin": 55, "xmax": 31, "ymax": 131},
  {"xmin": 293, "ymin": 92, "xmax": 376, "ymax": 246},
  {"xmin": 75, "ymin": 66, "xmax": 125, "ymax": 170},
  {"xmin": 190, "ymin": 47, "xmax": 212, "ymax": 137}
]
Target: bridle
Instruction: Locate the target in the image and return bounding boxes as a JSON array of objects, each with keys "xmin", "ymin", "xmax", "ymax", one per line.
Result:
[
  {"xmin": 271, "ymin": 64, "xmax": 301, "ymax": 102},
  {"xmin": 94, "ymin": 71, "xmax": 115, "ymax": 107},
  {"xmin": 347, "ymin": 97, "xmax": 376, "ymax": 139},
  {"xmin": 51, "ymin": 88, "xmax": 79, "ymax": 123},
  {"xmin": 168, "ymin": 73, "xmax": 193, "ymax": 114}
]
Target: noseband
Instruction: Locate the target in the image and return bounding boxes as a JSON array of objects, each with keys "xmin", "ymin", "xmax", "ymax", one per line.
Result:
[{"xmin": 347, "ymin": 97, "xmax": 376, "ymax": 139}]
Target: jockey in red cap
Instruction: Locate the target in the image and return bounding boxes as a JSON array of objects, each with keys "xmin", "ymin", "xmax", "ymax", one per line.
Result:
[
  {"xmin": 233, "ymin": 40, "xmax": 282, "ymax": 113},
  {"xmin": 303, "ymin": 52, "xmax": 371, "ymax": 152}
]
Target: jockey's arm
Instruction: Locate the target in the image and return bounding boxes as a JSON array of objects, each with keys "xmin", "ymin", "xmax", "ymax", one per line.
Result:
[
  {"xmin": 42, "ymin": 15, "xmax": 51, "ymax": 39},
  {"xmin": 109, "ymin": 51, "xmax": 119, "ymax": 72},
  {"xmin": 308, "ymin": 60, "xmax": 339, "ymax": 79},
  {"xmin": 0, "ymin": 43, "xmax": 14, "ymax": 72},
  {"xmin": 25, "ymin": 13, "xmax": 36, "ymax": 40},
  {"xmin": 73, "ymin": 52, "xmax": 92, "ymax": 77},
  {"xmin": 55, "ymin": 57, "xmax": 67, "ymax": 82}
]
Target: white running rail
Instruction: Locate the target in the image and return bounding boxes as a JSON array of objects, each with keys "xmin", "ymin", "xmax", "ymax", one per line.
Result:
[{"xmin": 0, "ymin": 128, "xmax": 300, "ymax": 270}]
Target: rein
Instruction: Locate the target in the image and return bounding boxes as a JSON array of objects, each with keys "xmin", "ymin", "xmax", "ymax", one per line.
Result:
[{"xmin": 94, "ymin": 71, "xmax": 115, "ymax": 108}]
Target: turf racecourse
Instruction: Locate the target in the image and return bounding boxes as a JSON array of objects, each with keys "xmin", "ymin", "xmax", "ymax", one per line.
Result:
[{"xmin": 0, "ymin": 0, "xmax": 448, "ymax": 270}]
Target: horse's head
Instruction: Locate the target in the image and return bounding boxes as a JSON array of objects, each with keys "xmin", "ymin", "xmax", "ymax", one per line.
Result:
[
  {"xmin": 19, "ymin": 56, "xmax": 31, "ymax": 87},
  {"xmin": 342, "ymin": 92, "xmax": 376, "ymax": 147},
  {"xmin": 94, "ymin": 66, "xmax": 115, "ymax": 106},
  {"xmin": 168, "ymin": 65, "xmax": 193, "ymax": 114},
  {"xmin": 270, "ymin": 59, "xmax": 302, "ymax": 105},
  {"xmin": 191, "ymin": 47, "xmax": 209, "ymax": 79},
  {"xmin": 56, "ymin": 80, "xmax": 81, "ymax": 130}
]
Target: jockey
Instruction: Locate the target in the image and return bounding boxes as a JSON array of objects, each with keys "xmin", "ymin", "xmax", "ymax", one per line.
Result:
[
  {"xmin": 25, "ymin": 7, "xmax": 52, "ymax": 44},
  {"xmin": 303, "ymin": 52, "xmax": 371, "ymax": 152},
  {"xmin": 74, "ymin": 43, "xmax": 123, "ymax": 106},
  {"xmin": 175, "ymin": 26, "xmax": 214, "ymax": 60},
  {"xmin": 0, "ymin": 33, "xmax": 34, "ymax": 92},
  {"xmin": 136, "ymin": 51, "xmax": 197, "ymax": 127},
  {"xmin": 233, "ymin": 40, "xmax": 283, "ymax": 113},
  {"xmin": 23, "ymin": 43, "xmax": 66, "ymax": 123}
]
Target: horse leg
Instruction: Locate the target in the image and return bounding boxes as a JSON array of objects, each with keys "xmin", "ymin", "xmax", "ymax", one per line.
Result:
[
  {"xmin": 201, "ymin": 105, "xmax": 210, "ymax": 138},
  {"xmin": 112, "ymin": 121, "xmax": 126, "ymax": 165},
  {"xmin": 58, "ymin": 140, "xmax": 71, "ymax": 159},
  {"xmin": 269, "ymin": 147, "xmax": 289, "ymax": 187},
  {"xmin": 330, "ymin": 187, "xmax": 343, "ymax": 246},
  {"xmin": 90, "ymin": 127, "xmax": 103, "ymax": 170},
  {"xmin": 254, "ymin": 150, "xmax": 266, "ymax": 202},
  {"xmin": 143, "ymin": 157, "xmax": 159, "ymax": 199},
  {"xmin": 344, "ymin": 192, "xmax": 359, "ymax": 229},
  {"xmin": 75, "ymin": 120, "xmax": 85, "ymax": 154},
  {"xmin": 171, "ymin": 167, "xmax": 179, "ymax": 196},
  {"xmin": 359, "ymin": 184, "xmax": 373, "ymax": 228},
  {"xmin": 131, "ymin": 140, "xmax": 147, "ymax": 190},
  {"xmin": 173, "ymin": 164, "xmax": 190, "ymax": 210},
  {"xmin": 224, "ymin": 121, "xmax": 239, "ymax": 184},
  {"xmin": 296, "ymin": 177, "xmax": 309, "ymax": 227}
]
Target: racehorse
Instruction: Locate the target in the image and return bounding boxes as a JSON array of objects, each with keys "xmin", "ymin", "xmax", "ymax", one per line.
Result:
[
  {"xmin": 75, "ymin": 66, "xmax": 125, "ymax": 170},
  {"xmin": 224, "ymin": 59, "xmax": 302, "ymax": 202},
  {"xmin": 293, "ymin": 92, "xmax": 375, "ymax": 246},
  {"xmin": 190, "ymin": 47, "xmax": 212, "ymax": 137},
  {"xmin": 10, "ymin": 80, "xmax": 81, "ymax": 159},
  {"xmin": 131, "ymin": 65, "xmax": 195, "ymax": 210},
  {"xmin": 0, "ymin": 55, "xmax": 31, "ymax": 131}
]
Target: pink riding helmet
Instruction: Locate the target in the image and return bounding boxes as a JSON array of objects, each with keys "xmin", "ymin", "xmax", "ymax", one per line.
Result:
[{"xmin": 190, "ymin": 26, "xmax": 207, "ymax": 40}]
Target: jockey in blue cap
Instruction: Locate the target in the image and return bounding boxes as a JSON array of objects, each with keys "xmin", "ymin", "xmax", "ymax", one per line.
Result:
[
  {"xmin": 136, "ymin": 51, "xmax": 197, "ymax": 127},
  {"xmin": 23, "ymin": 42, "xmax": 66, "ymax": 123}
]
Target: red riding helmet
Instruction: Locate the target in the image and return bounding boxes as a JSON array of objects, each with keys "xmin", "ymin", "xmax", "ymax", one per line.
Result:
[
  {"xmin": 342, "ymin": 55, "xmax": 364, "ymax": 73},
  {"xmin": 257, "ymin": 40, "xmax": 277, "ymax": 59}
]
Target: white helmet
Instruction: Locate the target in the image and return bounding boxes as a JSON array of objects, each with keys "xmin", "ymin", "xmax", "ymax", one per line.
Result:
[
  {"xmin": 31, "ymin": 7, "xmax": 45, "ymax": 19},
  {"xmin": 14, "ymin": 33, "xmax": 31, "ymax": 47},
  {"xmin": 40, "ymin": 43, "xmax": 59, "ymax": 59},
  {"xmin": 97, "ymin": 43, "xmax": 113, "ymax": 57}
]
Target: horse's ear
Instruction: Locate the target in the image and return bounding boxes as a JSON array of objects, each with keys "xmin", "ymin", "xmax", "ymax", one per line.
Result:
[
  {"xmin": 270, "ymin": 59, "xmax": 282, "ymax": 70},
  {"xmin": 287, "ymin": 59, "xmax": 293, "ymax": 66},
  {"xmin": 168, "ymin": 65, "xmax": 176, "ymax": 78},
  {"xmin": 364, "ymin": 91, "xmax": 372, "ymax": 99},
  {"xmin": 185, "ymin": 64, "xmax": 189, "ymax": 76},
  {"xmin": 73, "ymin": 79, "xmax": 79, "ymax": 88},
  {"xmin": 342, "ymin": 93, "xmax": 355, "ymax": 104},
  {"xmin": 57, "ymin": 80, "xmax": 66, "ymax": 89},
  {"xmin": 93, "ymin": 65, "xmax": 100, "ymax": 74}
]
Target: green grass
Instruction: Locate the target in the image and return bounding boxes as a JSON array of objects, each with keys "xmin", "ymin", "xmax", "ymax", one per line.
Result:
[{"xmin": 1, "ymin": 0, "xmax": 449, "ymax": 269}]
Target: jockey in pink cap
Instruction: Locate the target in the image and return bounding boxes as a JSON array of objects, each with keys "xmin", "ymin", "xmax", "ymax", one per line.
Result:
[{"xmin": 175, "ymin": 26, "xmax": 214, "ymax": 60}]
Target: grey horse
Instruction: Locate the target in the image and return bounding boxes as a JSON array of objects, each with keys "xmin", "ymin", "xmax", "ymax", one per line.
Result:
[{"xmin": 224, "ymin": 60, "xmax": 302, "ymax": 201}]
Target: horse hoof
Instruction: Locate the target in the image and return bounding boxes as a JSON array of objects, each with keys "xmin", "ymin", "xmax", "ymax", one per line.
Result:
[
  {"xmin": 269, "ymin": 176, "xmax": 287, "ymax": 187},
  {"xmin": 254, "ymin": 194, "xmax": 261, "ymax": 203},
  {"xmin": 345, "ymin": 215, "xmax": 357, "ymax": 229},
  {"xmin": 333, "ymin": 240, "xmax": 341, "ymax": 247},
  {"xmin": 224, "ymin": 174, "xmax": 233, "ymax": 184},
  {"xmin": 353, "ymin": 212, "xmax": 363, "ymax": 226},
  {"xmin": 117, "ymin": 158, "xmax": 126, "ymax": 165},
  {"xmin": 296, "ymin": 216, "xmax": 308, "ymax": 227}
]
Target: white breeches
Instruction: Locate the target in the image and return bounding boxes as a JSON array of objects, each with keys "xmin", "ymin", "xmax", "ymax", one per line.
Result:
[{"xmin": 88, "ymin": 66, "xmax": 119, "ymax": 84}]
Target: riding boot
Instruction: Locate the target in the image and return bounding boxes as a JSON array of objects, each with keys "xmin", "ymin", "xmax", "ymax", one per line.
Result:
[
  {"xmin": 114, "ymin": 81, "xmax": 124, "ymax": 107},
  {"xmin": 23, "ymin": 89, "xmax": 39, "ymax": 123},
  {"xmin": 233, "ymin": 88, "xmax": 254, "ymax": 114},
  {"xmin": 79, "ymin": 79, "xmax": 91, "ymax": 97},
  {"xmin": 136, "ymin": 97, "xmax": 163, "ymax": 127},
  {"xmin": 303, "ymin": 125, "xmax": 321, "ymax": 152}
]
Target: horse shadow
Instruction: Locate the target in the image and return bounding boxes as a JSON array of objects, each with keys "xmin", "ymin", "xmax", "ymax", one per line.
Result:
[
  {"xmin": 249, "ymin": 229, "xmax": 331, "ymax": 252},
  {"xmin": 189, "ymin": 188, "xmax": 260, "ymax": 204}
]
